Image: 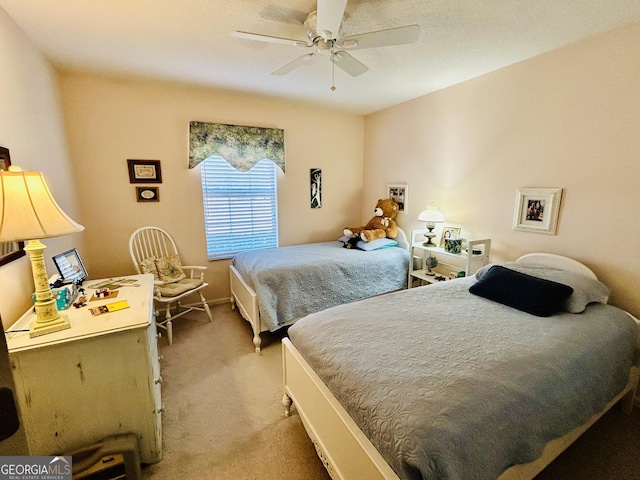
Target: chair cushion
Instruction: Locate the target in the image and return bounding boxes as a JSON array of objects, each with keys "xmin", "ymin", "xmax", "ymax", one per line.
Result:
[
  {"xmin": 156, "ymin": 278, "xmax": 204, "ymax": 298},
  {"xmin": 155, "ymin": 254, "xmax": 187, "ymax": 283}
]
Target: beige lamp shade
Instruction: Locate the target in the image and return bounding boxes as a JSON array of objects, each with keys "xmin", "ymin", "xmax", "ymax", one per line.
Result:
[{"xmin": 0, "ymin": 168, "xmax": 84, "ymax": 242}]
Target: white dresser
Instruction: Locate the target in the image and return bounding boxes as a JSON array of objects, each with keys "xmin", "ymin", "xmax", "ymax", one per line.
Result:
[{"xmin": 5, "ymin": 274, "xmax": 162, "ymax": 464}]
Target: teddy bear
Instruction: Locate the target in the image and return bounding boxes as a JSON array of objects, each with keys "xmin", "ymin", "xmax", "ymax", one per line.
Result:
[{"xmin": 344, "ymin": 198, "xmax": 399, "ymax": 242}]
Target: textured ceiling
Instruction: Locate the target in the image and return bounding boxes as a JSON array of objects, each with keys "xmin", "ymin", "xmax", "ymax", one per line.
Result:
[{"xmin": 2, "ymin": 0, "xmax": 640, "ymax": 114}]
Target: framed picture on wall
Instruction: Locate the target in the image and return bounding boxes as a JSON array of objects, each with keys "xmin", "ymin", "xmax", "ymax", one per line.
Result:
[
  {"xmin": 136, "ymin": 186, "xmax": 160, "ymax": 202},
  {"xmin": 387, "ymin": 184, "xmax": 408, "ymax": 214},
  {"xmin": 513, "ymin": 187, "xmax": 563, "ymax": 235},
  {"xmin": 127, "ymin": 159, "xmax": 162, "ymax": 183},
  {"xmin": 310, "ymin": 168, "xmax": 322, "ymax": 209},
  {"xmin": 0, "ymin": 146, "xmax": 11, "ymax": 171}
]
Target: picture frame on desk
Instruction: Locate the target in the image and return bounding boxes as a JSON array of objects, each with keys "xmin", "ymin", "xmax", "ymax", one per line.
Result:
[
  {"xmin": 52, "ymin": 248, "xmax": 88, "ymax": 284},
  {"xmin": 438, "ymin": 226, "xmax": 461, "ymax": 248}
]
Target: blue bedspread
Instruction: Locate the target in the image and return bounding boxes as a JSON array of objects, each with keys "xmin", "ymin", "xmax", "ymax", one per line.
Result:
[
  {"xmin": 288, "ymin": 277, "xmax": 637, "ymax": 480},
  {"xmin": 233, "ymin": 241, "xmax": 409, "ymax": 331}
]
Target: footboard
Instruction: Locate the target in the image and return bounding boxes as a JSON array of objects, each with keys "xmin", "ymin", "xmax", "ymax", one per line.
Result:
[
  {"xmin": 229, "ymin": 264, "xmax": 263, "ymax": 352},
  {"xmin": 282, "ymin": 338, "xmax": 399, "ymax": 480}
]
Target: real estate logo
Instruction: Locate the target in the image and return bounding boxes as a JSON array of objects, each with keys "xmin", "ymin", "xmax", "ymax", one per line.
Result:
[{"xmin": 0, "ymin": 456, "xmax": 72, "ymax": 480}]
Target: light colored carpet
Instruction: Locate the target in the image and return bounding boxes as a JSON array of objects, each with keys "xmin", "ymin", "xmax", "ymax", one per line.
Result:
[
  {"xmin": 142, "ymin": 304, "xmax": 640, "ymax": 480},
  {"xmin": 141, "ymin": 304, "xmax": 330, "ymax": 480}
]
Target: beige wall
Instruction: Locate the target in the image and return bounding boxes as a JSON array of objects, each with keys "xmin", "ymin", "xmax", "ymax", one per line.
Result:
[
  {"xmin": 365, "ymin": 20, "xmax": 640, "ymax": 317},
  {"xmin": 3, "ymin": 3, "xmax": 639, "ymax": 326},
  {"xmin": 57, "ymin": 72, "xmax": 365, "ymax": 303},
  {"xmin": 0, "ymin": 7, "xmax": 84, "ymax": 329}
]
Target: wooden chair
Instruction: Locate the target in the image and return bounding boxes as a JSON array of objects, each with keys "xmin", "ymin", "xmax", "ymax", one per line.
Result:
[{"xmin": 129, "ymin": 226, "xmax": 212, "ymax": 345}]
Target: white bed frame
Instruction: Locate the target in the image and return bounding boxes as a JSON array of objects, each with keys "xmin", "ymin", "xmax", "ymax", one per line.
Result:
[
  {"xmin": 230, "ymin": 229, "xmax": 410, "ymax": 352},
  {"xmin": 281, "ymin": 253, "xmax": 640, "ymax": 480}
]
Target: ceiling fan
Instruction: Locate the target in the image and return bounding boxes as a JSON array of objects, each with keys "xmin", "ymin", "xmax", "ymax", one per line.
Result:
[{"xmin": 231, "ymin": 0, "xmax": 420, "ymax": 86}]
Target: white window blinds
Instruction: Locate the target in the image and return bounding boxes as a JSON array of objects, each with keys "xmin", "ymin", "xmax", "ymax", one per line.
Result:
[{"xmin": 200, "ymin": 156, "xmax": 279, "ymax": 259}]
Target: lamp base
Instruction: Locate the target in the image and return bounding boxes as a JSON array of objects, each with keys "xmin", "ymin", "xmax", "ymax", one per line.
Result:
[
  {"xmin": 29, "ymin": 313, "xmax": 70, "ymax": 338},
  {"xmin": 422, "ymin": 226, "xmax": 437, "ymax": 247}
]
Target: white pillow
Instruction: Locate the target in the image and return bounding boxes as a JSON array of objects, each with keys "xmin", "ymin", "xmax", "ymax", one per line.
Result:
[{"xmin": 356, "ymin": 238, "xmax": 398, "ymax": 251}]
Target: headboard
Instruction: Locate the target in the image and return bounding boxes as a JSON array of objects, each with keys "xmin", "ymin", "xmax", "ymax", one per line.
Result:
[
  {"xmin": 516, "ymin": 253, "xmax": 597, "ymax": 280},
  {"xmin": 395, "ymin": 228, "xmax": 410, "ymax": 251}
]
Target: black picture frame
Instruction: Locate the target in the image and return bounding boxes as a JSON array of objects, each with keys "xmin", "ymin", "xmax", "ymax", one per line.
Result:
[
  {"xmin": 0, "ymin": 145, "xmax": 26, "ymax": 266},
  {"xmin": 52, "ymin": 248, "xmax": 88, "ymax": 283},
  {"xmin": 0, "ymin": 146, "xmax": 11, "ymax": 171},
  {"xmin": 136, "ymin": 186, "xmax": 160, "ymax": 202},
  {"xmin": 127, "ymin": 159, "xmax": 162, "ymax": 183}
]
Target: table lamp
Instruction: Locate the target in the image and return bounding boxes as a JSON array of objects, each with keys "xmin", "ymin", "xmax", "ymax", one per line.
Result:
[
  {"xmin": 0, "ymin": 166, "xmax": 84, "ymax": 338},
  {"xmin": 418, "ymin": 205, "xmax": 445, "ymax": 247}
]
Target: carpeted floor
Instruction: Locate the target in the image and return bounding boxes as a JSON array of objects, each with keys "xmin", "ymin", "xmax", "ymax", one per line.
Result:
[{"xmin": 142, "ymin": 304, "xmax": 640, "ymax": 480}]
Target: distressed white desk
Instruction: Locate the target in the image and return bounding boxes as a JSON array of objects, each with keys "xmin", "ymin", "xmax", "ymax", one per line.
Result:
[{"xmin": 5, "ymin": 274, "xmax": 162, "ymax": 464}]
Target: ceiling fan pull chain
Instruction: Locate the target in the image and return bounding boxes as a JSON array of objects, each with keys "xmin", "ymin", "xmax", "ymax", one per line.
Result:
[{"xmin": 331, "ymin": 54, "xmax": 336, "ymax": 91}]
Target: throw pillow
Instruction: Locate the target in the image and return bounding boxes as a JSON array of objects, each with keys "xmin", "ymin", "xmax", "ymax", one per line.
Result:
[
  {"xmin": 469, "ymin": 265, "xmax": 574, "ymax": 317},
  {"xmin": 155, "ymin": 254, "xmax": 187, "ymax": 284},
  {"xmin": 140, "ymin": 257, "xmax": 160, "ymax": 282}
]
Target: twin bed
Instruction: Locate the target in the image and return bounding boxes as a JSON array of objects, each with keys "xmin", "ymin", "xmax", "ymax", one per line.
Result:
[
  {"xmin": 282, "ymin": 253, "xmax": 640, "ymax": 480},
  {"xmin": 230, "ymin": 229, "xmax": 410, "ymax": 351}
]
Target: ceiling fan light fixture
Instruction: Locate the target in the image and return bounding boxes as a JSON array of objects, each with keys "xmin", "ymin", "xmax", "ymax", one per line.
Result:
[{"xmin": 232, "ymin": 0, "xmax": 420, "ymax": 80}]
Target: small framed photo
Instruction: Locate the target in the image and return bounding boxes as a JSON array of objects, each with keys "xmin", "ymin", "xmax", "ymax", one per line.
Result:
[
  {"xmin": 513, "ymin": 187, "xmax": 563, "ymax": 235},
  {"xmin": 136, "ymin": 186, "xmax": 160, "ymax": 202},
  {"xmin": 439, "ymin": 226, "xmax": 462, "ymax": 248},
  {"xmin": 387, "ymin": 184, "xmax": 408, "ymax": 214},
  {"xmin": 127, "ymin": 159, "xmax": 162, "ymax": 183}
]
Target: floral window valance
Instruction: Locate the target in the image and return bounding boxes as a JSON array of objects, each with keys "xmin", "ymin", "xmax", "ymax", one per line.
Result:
[{"xmin": 188, "ymin": 121, "xmax": 285, "ymax": 172}]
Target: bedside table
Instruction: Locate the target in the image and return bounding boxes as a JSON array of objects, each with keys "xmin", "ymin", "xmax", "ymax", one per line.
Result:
[{"xmin": 408, "ymin": 231, "xmax": 491, "ymax": 288}]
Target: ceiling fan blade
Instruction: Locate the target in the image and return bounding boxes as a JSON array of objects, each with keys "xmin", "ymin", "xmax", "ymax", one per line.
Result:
[
  {"xmin": 272, "ymin": 53, "xmax": 318, "ymax": 75},
  {"xmin": 316, "ymin": 0, "xmax": 347, "ymax": 40},
  {"xmin": 331, "ymin": 51, "xmax": 369, "ymax": 77},
  {"xmin": 231, "ymin": 31, "xmax": 310, "ymax": 47},
  {"xmin": 341, "ymin": 24, "xmax": 420, "ymax": 50}
]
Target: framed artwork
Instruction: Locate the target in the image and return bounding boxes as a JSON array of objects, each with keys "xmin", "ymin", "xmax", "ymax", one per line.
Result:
[
  {"xmin": 127, "ymin": 159, "xmax": 162, "ymax": 183},
  {"xmin": 439, "ymin": 226, "xmax": 462, "ymax": 248},
  {"xmin": 513, "ymin": 187, "xmax": 563, "ymax": 235},
  {"xmin": 136, "ymin": 186, "xmax": 160, "ymax": 202},
  {"xmin": 0, "ymin": 146, "xmax": 26, "ymax": 266},
  {"xmin": 310, "ymin": 168, "xmax": 322, "ymax": 209},
  {"xmin": 0, "ymin": 146, "xmax": 10, "ymax": 171},
  {"xmin": 387, "ymin": 184, "xmax": 408, "ymax": 214}
]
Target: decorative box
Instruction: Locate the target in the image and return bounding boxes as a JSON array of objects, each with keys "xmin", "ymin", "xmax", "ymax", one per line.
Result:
[{"xmin": 34, "ymin": 284, "xmax": 78, "ymax": 310}]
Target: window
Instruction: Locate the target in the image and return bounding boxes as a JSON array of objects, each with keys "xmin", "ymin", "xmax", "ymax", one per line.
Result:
[{"xmin": 200, "ymin": 156, "xmax": 278, "ymax": 259}]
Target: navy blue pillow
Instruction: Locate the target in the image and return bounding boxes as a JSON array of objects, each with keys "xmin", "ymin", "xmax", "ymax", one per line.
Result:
[{"xmin": 469, "ymin": 265, "xmax": 574, "ymax": 317}]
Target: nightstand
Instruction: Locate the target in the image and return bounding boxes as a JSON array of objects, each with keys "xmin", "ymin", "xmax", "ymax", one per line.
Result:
[{"xmin": 408, "ymin": 230, "xmax": 491, "ymax": 288}]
